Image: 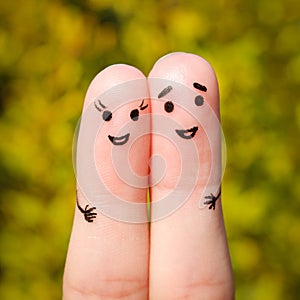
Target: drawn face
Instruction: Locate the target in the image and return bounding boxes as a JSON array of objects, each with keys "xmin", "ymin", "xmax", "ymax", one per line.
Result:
[
  {"xmin": 94, "ymin": 99, "xmax": 148, "ymax": 145},
  {"xmin": 157, "ymin": 81, "xmax": 207, "ymax": 140}
]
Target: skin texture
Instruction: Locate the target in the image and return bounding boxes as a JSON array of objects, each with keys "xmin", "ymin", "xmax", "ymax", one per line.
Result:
[
  {"xmin": 63, "ymin": 53, "xmax": 234, "ymax": 300},
  {"xmin": 148, "ymin": 52, "xmax": 234, "ymax": 299},
  {"xmin": 63, "ymin": 65, "xmax": 150, "ymax": 299}
]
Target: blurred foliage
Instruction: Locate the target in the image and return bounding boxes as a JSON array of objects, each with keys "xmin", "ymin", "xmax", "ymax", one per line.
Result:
[{"xmin": 0, "ymin": 0, "xmax": 299, "ymax": 299}]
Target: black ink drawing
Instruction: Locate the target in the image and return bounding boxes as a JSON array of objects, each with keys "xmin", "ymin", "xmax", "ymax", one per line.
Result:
[
  {"xmin": 108, "ymin": 133, "xmax": 130, "ymax": 145},
  {"xmin": 193, "ymin": 82, "xmax": 207, "ymax": 92},
  {"xmin": 158, "ymin": 87, "xmax": 174, "ymax": 113},
  {"xmin": 158, "ymin": 84, "xmax": 208, "ymax": 139},
  {"xmin": 204, "ymin": 190, "xmax": 221, "ymax": 210},
  {"xmin": 158, "ymin": 86, "xmax": 173, "ymax": 98},
  {"xmin": 193, "ymin": 82, "xmax": 206, "ymax": 107},
  {"xmin": 94, "ymin": 99, "xmax": 112, "ymax": 121},
  {"xmin": 139, "ymin": 99, "xmax": 148, "ymax": 110},
  {"xmin": 164, "ymin": 101, "xmax": 174, "ymax": 113},
  {"xmin": 175, "ymin": 126, "xmax": 198, "ymax": 139},
  {"xmin": 95, "ymin": 99, "xmax": 148, "ymax": 146},
  {"xmin": 76, "ymin": 192, "xmax": 97, "ymax": 222}
]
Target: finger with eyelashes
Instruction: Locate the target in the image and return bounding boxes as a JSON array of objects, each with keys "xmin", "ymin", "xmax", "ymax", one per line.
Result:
[
  {"xmin": 63, "ymin": 65, "xmax": 150, "ymax": 299},
  {"xmin": 148, "ymin": 52, "xmax": 234, "ymax": 299}
]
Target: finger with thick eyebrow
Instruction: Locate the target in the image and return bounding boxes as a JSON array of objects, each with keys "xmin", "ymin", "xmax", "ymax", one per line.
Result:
[
  {"xmin": 148, "ymin": 52, "xmax": 234, "ymax": 299},
  {"xmin": 63, "ymin": 64, "xmax": 150, "ymax": 299}
]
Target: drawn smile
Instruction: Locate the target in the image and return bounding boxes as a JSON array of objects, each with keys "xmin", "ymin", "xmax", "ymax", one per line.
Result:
[
  {"xmin": 175, "ymin": 126, "xmax": 198, "ymax": 139},
  {"xmin": 108, "ymin": 133, "xmax": 130, "ymax": 145}
]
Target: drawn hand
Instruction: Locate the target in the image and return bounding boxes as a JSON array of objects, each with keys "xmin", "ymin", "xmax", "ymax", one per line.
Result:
[{"xmin": 63, "ymin": 54, "xmax": 234, "ymax": 299}]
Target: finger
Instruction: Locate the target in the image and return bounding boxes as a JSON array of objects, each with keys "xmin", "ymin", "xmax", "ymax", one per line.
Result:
[
  {"xmin": 63, "ymin": 65, "xmax": 150, "ymax": 299},
  {"xmin": 148, "ymin": 52, "xmax": 234, "ymax": 299}
]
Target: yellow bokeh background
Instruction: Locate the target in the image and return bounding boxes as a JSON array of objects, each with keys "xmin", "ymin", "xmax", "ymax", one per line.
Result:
[{"xmin": 0, "ymin": 0, "xmax": 299, "ymax": 299}]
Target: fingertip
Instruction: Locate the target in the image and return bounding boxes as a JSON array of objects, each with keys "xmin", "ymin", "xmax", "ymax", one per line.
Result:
[
  {"xmin": 149, "ymin": 52, "xmax": 220, "ymax": 115},
  {"xmin": 84, "ymin": 64, "xmax": 147, "ymax": 108},
  {"xmin": 150, "ymin": 52, "xmax": 216, "ymax": 77}
]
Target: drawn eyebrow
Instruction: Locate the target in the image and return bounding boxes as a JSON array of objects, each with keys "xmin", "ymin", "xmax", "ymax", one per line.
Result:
[
  {"xmin": 139, "ymin": 99, "xmax": 148, "ymax": 110},
  {"xmin": 158, "ymin": 86, "xmax": 173, "ymax": 98},
  {"xmin": 193, "ymin": 82, "xmax": 207, "ymax": 92},
  {"xmin": 94, "ymin": 99, "xmax": 107, "ymax": 112}
]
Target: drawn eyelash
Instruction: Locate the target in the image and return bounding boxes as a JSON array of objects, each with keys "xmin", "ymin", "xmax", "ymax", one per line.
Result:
[
  {"xmin": 94, "ymin": 99, "xmax": 106, "ymax": 112},
  {"xmin": 139, "ymin": 99, "xmax": 148, "ymax": 111}
]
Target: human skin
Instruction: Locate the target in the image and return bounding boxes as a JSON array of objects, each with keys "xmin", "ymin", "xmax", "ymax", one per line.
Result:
[
  {"xmin": 63, "ymin": 65, "xmax": 150, "ymax": 299},
  {"xmin": 63, "ymin": 53, "xmax": 234, "ymax": 300},
  {"xmin": 148, "ymin": 52, "xmax": 234, "ymax": 299}
]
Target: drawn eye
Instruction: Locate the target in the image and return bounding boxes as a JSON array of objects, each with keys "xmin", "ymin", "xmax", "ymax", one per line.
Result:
[
  {"xmin": 102, "ymin": 110, "xmax": 112, "ymax": 121},
  {"xmin": 130, "ymin": 109, "xmax": 139, "ymax": 121},
  {"xmin": 195, "ymin": 95, "xmax": 204, "ymax": 106},
  {"xmin": 164, "ymin": 101, "xmax": 174, "ymax": 113}
]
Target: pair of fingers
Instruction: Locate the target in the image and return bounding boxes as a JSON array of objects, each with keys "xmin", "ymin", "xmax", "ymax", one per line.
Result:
[{"xmin": 63, "ymin": 52, "xmax": 234, "ymax": 299}]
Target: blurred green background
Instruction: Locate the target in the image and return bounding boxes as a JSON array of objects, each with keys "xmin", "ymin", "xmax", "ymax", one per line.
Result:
[{"xmin": 0, "ymin": 0, "xmax": 299, "ymax": 299}]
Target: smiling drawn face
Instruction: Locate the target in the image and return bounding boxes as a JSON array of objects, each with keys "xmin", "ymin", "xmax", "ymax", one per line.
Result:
[
  {"xmin": 157, "ymin": 81, "xmax": 208, "ymax": 140},
  {"xmin": 75, "ymin": 64, "xmax": 152, "ymax": 222},
  {"xmin": 94, "ymin": 99, "xmax": 148, "ymax": 145}
]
